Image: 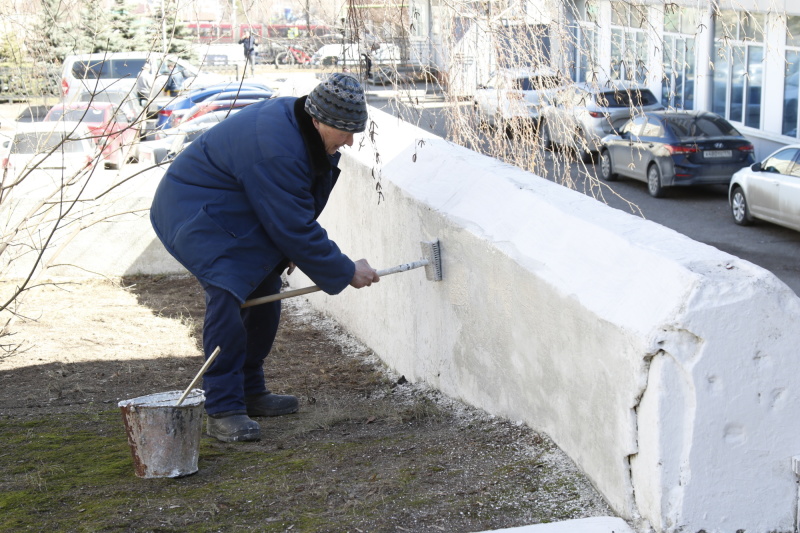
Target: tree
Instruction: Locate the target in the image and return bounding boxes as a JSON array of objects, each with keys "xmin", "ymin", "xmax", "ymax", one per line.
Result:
[
  {"xmin": 107, "ymin": 0, "xmax": 150, "ymax": 52},
  {"xmin": 149, "ymin": 0, "xmax": 193, "ymax": 60},
  {"xmin": 28, "ymin": 0, "xmax": 81, "ymax": 63}
]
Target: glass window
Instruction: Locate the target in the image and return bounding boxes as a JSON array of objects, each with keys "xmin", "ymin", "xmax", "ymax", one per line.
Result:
[
  {"xmin": 785, "ymin": 18, "xmax": 800, "ymax": 137},
  {"xmin": 762, "ymin": 148, "xmax": 800, "ymax": 175},
  {"xmin": 623, "ymin": 116, "xmax": 646, "ymax": 136},
  {"xmin": 784, "ymin": 52, "xmax": 800, "ymax": 136},
  {"xmin": 741, "ymin": 13, "xmax": 763, "ymax": 41},
  {"xmin": 573, "ymin": 23, "xmax": 599, "ymax": 83},
  {"xmin": 668, "ymin": 115, "xmax": 740, "ymax": 138},
  {"xmin": 664, "ymin": 4, "xmax": 680, "ymax": 32},
  {"xmin": 596, "ymin": 89, "xmax": 658, "ymax": 108},
  {"xmin": 745, "ymin": 46, "xmax": 763, "ymax": 128},
  {"xmin": 711, "ymin": 11, "xmax": 764, "ymax": 127},
  {"xmin": 11, "ymin": 132, "xmax": 85, "ymax": 154},
  {"xmin": 610, "ymin": 2, "xmax": 648, "ymax": 83},
  {"xmin": 715, "ymin": 10, "xmax": 738, "ymax": 39},
  {"xmin": 681, "ymin": 9, "xmax": 699, "ymax": 33},
  {"xmin": 662, "ymin": 35, "xmax": 696, "ymax": 109},
  {"xmin": 586, "ymin": 1, "xmax": 599, "ymax": 23},
  {"xmin": 788, "ymin": 16, "xmax": 800, "ymax": 47},
  {"xmin": 641, "ymin": 118, "xmax": 664, "ymax": 137}
]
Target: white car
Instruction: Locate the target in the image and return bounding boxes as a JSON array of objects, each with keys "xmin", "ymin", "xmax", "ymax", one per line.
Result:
[
  {"xmin": 729, "ymin": 144, "xmax": 800, "ymax": 233},
  {"xmin": 2, "ymin": 122, "xmax": 98, "ymax": 194},
  {"xmin": 473, "ymin": 69, "xmax": 569, "ymax": 134},
  {"xmin": 539, "ymin": 81, "xmax": 663, "ymax": 162},
  {"xmin": 139, "ymin": 109, "xmax": 244, "ymax": 164},
  {"xmin": 60, "ymin": 52, "xmax": 229, "ymax": 107}
]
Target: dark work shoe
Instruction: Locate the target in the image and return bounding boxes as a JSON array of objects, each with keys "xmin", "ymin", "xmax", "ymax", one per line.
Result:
[
  {"xmin": 207, "ymin": 412, "xmax": 261, "ymax": 442},
  {"xmin": 245, "ymin": 392, "xmax": 299, "ymax": 417}
]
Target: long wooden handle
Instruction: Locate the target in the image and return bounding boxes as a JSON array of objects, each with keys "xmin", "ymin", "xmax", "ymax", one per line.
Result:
[
  {"xmin": 241, "ymin": 259, "xmax": 429, "ymax": 309},
  {"xmin": 176, "ymin": 346, "xmax": 221, "ymax": 406}
]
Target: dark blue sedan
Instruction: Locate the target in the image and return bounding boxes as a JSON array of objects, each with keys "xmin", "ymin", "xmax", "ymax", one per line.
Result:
[
  {"xmin": 599, "ymin": 110, "xmax": 755, "ymax": 197},
  {"xmin": 156, "ymin": 81, "xmax": 275, "ymax": 129}
]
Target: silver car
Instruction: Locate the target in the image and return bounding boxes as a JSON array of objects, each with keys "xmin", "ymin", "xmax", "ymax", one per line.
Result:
[
  {"xmin": 729, "ymin": 145, "xmax": 800, "ymax": 233},
  {"xmin": 473, "ymin": 69, "xmax": 568, "ymax": 135},
  {"xmin": 539, "ymin": 81, "xmax": 663, "ymax": 162}
]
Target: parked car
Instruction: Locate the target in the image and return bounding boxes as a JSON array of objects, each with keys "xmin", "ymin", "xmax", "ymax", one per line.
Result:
[
  {"xmin": 473, "ymin": 69, "xmax": 569, "ymax": 135},
  {"xmin": 76, "ymin": 88, "xmax": 145, "ymax": 122},
  {"xmin": 60, "ymin": 52, "xmax": 229, "ymax": 109},
  {"xmin": 174, "ymin": 91, "xmax": 273, "ymax": 127},
  {"xmin": 14, "ymin": 105, "xmax": 51, "ymax": 122},
  {"xmin": 139, "ymin": 109, "xmax": 246, "ymax": 164},
  {"xmin": 728, "ymin": 145, "xmax": 800, "ymax": 232},
  {"xmin": 2, "ymin": 122, "xmax": 97, "ymax": 191},
  {"xmin": 599, "ymin": 110, "xmax": 755, "ymax": 197},
  {"xmin": 155, "ymin": 81, "xmax": 275, "ymax": 129},
  {"xmin": 540, "ymin": 81, "xmax": 663, "ymax": 162},
  {"xmin": 44, "ymin": 102, "xmax": 139, "ymax": 169},
  {"xmin": 60, "ymin": 52, "xmax": 150, "ymax": 101}
]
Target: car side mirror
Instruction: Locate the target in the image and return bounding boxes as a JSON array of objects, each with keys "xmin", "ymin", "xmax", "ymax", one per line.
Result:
[
  {"xmin": 620, "ymin": 131, "xmax": 630, "ymax": 139},
  {"xmin": 751, "ymin": 162, "xmax": 762, "ymax": 172}
]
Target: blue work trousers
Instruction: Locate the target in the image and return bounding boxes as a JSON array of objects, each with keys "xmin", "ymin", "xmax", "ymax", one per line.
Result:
[{"xmin": 200, "ymin": 272, "xmax": 282, "ymax": 415}]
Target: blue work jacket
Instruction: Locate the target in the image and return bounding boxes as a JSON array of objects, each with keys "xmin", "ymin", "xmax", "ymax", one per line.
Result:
[{"xmin": 150, "ymin": 96, "xmax": 355, "ymax": 303}]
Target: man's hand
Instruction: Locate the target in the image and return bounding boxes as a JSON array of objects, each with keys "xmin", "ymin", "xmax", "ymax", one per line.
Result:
[
  {"xmin": 350, "ymin": 259, "xmax": 380, "ymax": 288},
  {"xmin": 286, "ymin": 262, "xmax": 296, "ymax": 275}
]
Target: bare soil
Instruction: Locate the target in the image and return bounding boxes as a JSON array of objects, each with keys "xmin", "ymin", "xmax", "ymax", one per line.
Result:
[{"xmin": 0, "ymin": 274, "xmax": 615, "ymax": 532}]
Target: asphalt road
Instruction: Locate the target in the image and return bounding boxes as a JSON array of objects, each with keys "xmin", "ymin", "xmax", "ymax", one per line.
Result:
[{"xmin": 370, "ymin": 93, "xmax": 800, "ymax": 296}]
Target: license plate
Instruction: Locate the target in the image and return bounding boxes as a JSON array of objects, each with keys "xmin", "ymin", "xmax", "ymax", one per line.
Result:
[{"xmin": 704, "ymin": 150, "xmax": 732, "ymax": 158}]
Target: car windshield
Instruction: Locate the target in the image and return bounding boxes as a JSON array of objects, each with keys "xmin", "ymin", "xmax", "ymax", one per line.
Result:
[
  {"xmin": 79, "ymin": 91, "xmax": 130, "ymax": 105},
  {"xmin": 71, "ymin": 58, "xmax": 147, "ymax": 80},
  {"xmin": 595, "ymin": 89, "xmax": 658, "ymax": 108},
  {"xmin": 48, "ymin": 108, "xmax": 107, "ymax": 122},
  {"xmin": 11, "ymin": 132, "xmax": 87, "ymax": 154},
  {"xmin": 516, "ymin": 76, "xmax": 563, "ymax": 91},
  {"xmin": 666, "ymin": 115, "xmax": 741, "ymax": 138}
]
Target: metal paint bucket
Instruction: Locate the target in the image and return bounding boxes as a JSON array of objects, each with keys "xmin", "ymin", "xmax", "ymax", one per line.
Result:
[{"xmin": 118, "ymin": 389, "xmax": 205, "ymax": 479}]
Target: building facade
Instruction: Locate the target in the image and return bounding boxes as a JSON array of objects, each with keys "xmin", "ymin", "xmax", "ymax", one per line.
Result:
[{"xmin": 559, "ymin": 0, "xmax": 800, "ymax": 157}]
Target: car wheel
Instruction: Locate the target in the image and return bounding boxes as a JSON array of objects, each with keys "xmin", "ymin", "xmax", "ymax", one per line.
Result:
[
  {"xmin": 600, "ymin": 149, "xmax": 617, "ymax": 181},
  {"xmin": 731, "ymin": 186, "xmax": 753, "ymax": 226},
  {"xmin": 321, "ymin": 56, "xmax": 338, "ymax": 67},
  {"xmin": 580, "ymin": 150, "xmax": 595, "ymax": 164},
  {"xmin": 647, "ymin": 164, "xmax": 665, "ymax": 198}
]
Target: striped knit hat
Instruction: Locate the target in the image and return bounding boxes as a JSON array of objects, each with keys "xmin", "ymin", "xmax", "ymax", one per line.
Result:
[{"xmin": 304, "ymin": 73, "xmax": 368, "ymax": 133}]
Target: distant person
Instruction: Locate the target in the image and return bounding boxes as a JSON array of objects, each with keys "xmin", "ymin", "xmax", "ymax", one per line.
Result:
[
  {"xmin": 164, "ymin": 59, "xmax": 185, "ymax": 96},
  {"xmin": 239, "ymin": 30, "xmax": 257, "ymax": 77},
  {"xmin": 135, "ymin": 60, "xmax": 153, "ymax": 105},
  {"xmin": 361, "ymin": 53, "xmax": 372, "ymax": 80}
]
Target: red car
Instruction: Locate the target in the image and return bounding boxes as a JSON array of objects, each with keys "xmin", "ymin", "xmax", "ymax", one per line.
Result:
[{"xmin": 44, "ymin": 102, "xmax": 139, "ymax": 169}]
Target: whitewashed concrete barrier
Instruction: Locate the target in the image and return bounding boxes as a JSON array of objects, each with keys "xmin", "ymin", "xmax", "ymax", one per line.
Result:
[{"xmin": 287, "ymin": 106, "xmax": 800, "ymax": 532}]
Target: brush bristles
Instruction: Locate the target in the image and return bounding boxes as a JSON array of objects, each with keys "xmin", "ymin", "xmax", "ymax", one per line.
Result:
[{"xmin": 421, "ymin": 240, "xmax": 443, "ymax": 281}]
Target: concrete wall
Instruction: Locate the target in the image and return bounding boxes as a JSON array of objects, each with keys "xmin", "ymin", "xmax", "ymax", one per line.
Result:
[{"xmin": 287, "ymin": 107, "xmax": 800, "ymax": 532}]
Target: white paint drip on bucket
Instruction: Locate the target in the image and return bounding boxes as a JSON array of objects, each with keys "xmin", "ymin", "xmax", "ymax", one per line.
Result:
[{"xmin": 118, "ymin": 389, "xmax": 205, "ymax": 479}]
